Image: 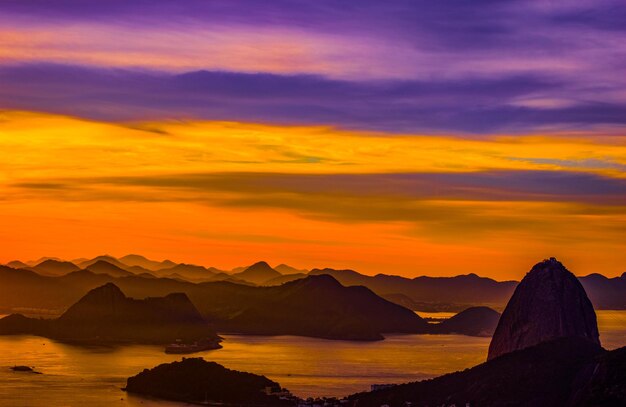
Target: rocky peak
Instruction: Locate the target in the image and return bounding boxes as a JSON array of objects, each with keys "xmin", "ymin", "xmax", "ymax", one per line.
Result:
[{"xmin": 487, "ymin": 257, "xmax": 600, "ymax": 360}]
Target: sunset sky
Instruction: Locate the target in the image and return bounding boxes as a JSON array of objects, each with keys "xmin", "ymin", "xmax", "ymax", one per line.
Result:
[{"xmin": 1, "ymin": 1, "xmax": 625, "ymax": 279}]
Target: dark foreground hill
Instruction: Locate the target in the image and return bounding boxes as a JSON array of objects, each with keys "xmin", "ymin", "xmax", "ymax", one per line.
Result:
[
  {"xmin": 348, "ymin": 337, "xmax": 626, "ymax": 407},
  {"xmin": 0, "ymin": 283, "xmax": 221, "ymax": 346},
  {"xmin": 125, "ymin": 358, "xmax": 291, "ymax": 406},
  {"xmin": 350, "ymin": 258, "xmax": 623, "ymax": 406}
]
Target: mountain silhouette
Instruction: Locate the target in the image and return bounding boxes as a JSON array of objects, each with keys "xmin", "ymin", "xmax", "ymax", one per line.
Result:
[
  {"xmin": 305, "ymin": 266, "xmax": 624, "ymax": 311},
  {"xmin": 86, "ymin": 260, "xmax": 135, "ymax": 278},
  {"xmin": 274, "ymin": 264, "xmax": 308, "ymax": 274},
  {"xmin": 263, "ymin": 273, "xmax": 307, "ymax": 286},
  {"xmin": 119, "ymin": 254, "xmax": 176, "ymax": 271},
  {"xmin": 232, "ymin": 261, "xmax": 281, "ymax": 285},
  {"xmin": 433, "ymin": 306, "xmax": 501, "ymax": 337},
  {"xmin": 31, "ymin": 259, "xmax": 80, "ymax": 276},
  {"xmin": 26, "ymin": 257, "xmax": 63, "ymax": 266},
  {"xmin": 0, "ymin": 283, "xmax": 220, "ymax": 345},
  {"xmin": 78, "ymin": 255, "xmax": 131, "ymax": 270},
  {"xmin": 0, "ymin": 256, "xmax": 623, "ymax": 341},
  {"xmin": 488, "ymin": 257, "xmax": 600, "ymax": 360},
  {"xmin": 0, "ymin": 266, "xmax": 429, "ymax": 341},
  {"xmin": 5, "ymin": 260, "xmax": 28, "ymax": 269},
  {"xmin": 214, "ymin": 274, "xmax": 429, "ymax": 340},
  {"xmin": 6, "ymin": 254, "xmax": 623, "ymax": 310},
  {"xmin": 307, "ymin": 268, "xmax": 517, "ymax": 310},
  {"xmin": 156, "ymin": 263, "xmax": 218, "ymax": 281},
  {"xmin": 577, "ymin": 272, "xmax": 626, "ymax": 309}
]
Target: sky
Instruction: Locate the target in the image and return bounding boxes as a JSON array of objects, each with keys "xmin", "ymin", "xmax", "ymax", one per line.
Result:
[{"xmin": 0, "ymin": 1, "xmax": 625, "ymax": 279}]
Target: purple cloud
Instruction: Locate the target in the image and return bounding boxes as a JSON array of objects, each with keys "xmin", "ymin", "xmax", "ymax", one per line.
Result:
[
  {"xmin": 0, "ymin": 1, "xmax": 624, "ymax": 133},
  {"xmin": 1, "ymin": 64, "xmax": 625, "ymax": 134}
]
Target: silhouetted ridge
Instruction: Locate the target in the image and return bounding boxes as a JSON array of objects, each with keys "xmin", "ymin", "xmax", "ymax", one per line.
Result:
[
  {"xmin": 286, "ymin": 273, "xmax": 343, "ymax": 291},
  {"xmin": 32, "ymin": 259, "xmax": 80, "ymax": 276},
  {"xmin": 85, "ymin": 260, "xmax": 134, "ymax": 277},
  {"xmin": 0, "ymin": 283, "xmax": 220, "ymax": 346},
  {"xmin": 6, "ymin": 260, "xmax": 28, "ymax": 269},
  {"xmin": 307, "ymin": 267, "xmax": 518, "ymax": 310},
  {"xmin": 59, "ymin": 282, "xmax": 130, "ymax": 321},
  {"xmin": 274, "ymin": 264, "xmax": 307, "ymax": 274},
  {"xmin": 119, "ymin": 254, "xmax": 176, "ymax": 271},
  {"xmin": 0, "ymin": 313, "xmax": 51, "ymax": 335},
  {"xmin": 434, "ymin": 306, "xmax": 501, "ymax": 337},
  {"xmin": 78, "ymin": 255, "xmax": 134, "ymax": 271},
  {"xmin": 232, "ymin": 261, "xmax": 281, "ymax": 285},
  {"xmin": 156, "ymin": 263, "xmax": 217, "ymax": 281},
  {"xmin": 60, "ymin": 283, "xmax": 205, "ymax": 326},
  {"xmin": 488, "ymin": 257, "xmax": 600, "ymax": 360},
  {"xmin": 211, "ymin": 274, "xmax": 429, "ymax": 340},
  {"xmin": 4, "ymin": 255, "xmax": 626, "ymax": 311}
]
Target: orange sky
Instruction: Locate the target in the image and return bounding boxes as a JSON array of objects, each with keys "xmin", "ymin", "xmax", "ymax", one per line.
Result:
[{"xmin": 1, "ymin": 111, "xmax": 624, "ymax": 279}]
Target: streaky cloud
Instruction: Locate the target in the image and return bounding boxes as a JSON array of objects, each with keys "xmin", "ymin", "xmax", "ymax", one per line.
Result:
[
  {"xmin": 2, "ymin": 64, "xmax": 626, "ymax": 134},
  {"xmin": 12, "ymin": 170, "xmax": 626, "ymax": 206}
]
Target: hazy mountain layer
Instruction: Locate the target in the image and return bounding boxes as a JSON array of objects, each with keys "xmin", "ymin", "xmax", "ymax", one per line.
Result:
[
  {"xmin": 4, "ymin": 254, "xmax": 624, "ymax": 310},
  {"xmin": 0, "ymin": 266, "xmax": 430, "ymax": 340}
]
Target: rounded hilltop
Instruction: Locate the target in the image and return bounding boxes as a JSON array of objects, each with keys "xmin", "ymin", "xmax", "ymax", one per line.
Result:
[{"xmin": 488, "ymin": 257, "xmax": 600, "ymax": 360}]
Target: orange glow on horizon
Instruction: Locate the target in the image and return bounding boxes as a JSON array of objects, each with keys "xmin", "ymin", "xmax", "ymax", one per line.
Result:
[{"xmin": 1, "ymin": 111, "xmax": 625, "ymax": 279}]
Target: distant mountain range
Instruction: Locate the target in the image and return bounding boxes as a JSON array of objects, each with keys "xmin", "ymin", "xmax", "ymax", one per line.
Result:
[
  {"xmin": 0, "ymin": 260, "xmax": 502, "ymax": 340},
  {"xmin": 0, "ymin": 265, "xmax": 431, "ymax": 340},
  {"xmin": 4, "ymin": 254, "xmax": 624, "ymax": 310}
]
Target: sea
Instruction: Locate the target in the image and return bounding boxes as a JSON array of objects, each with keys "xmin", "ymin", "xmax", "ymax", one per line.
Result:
[{"xmin": 0, "ymin": 310, "xmax": 624, "ymax": 406}]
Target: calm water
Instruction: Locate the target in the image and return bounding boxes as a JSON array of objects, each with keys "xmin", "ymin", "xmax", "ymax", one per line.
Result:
[{"xmin": 0, "ymin": 310, "xmax": 624, "ymax": 406}]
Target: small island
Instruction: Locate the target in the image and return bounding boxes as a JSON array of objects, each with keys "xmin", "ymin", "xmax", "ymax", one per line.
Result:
[
  {"xmin": 10, "ymin": 365, "xmax": 42, "ymax": 374},
  {"xmin": 124, "ymin": 358, "xmax": 294, "ymax": 406}
]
